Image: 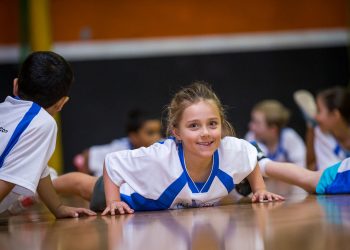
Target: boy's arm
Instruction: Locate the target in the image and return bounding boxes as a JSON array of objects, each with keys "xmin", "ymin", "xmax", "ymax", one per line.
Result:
[
  {"xmin": 102, "ymin": 164, "xmax": 134, "ymax": 216},
  {"xmin": 0, "ymin": 180, "xmax": 15, "ymax": 202},
  {"xmin": 37, "ymin": 175, "xmax": 96, "ymax": 218},
  {"xmin": 247, "ymin": 164, "xmax": 285, "ymax": 202}
]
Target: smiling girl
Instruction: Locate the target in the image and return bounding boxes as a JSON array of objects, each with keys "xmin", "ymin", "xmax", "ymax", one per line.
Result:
[{"xmin": 101, "ymin": 82, "xmax": 284, "ymax": 215}]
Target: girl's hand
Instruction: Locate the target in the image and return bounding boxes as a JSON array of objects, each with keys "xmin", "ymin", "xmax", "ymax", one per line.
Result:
[
  {"xmin": 102, "ymin": 201, "xmax": 134, "ymax": 216},
  {"xmin": 55, "ymin": 205, "xmax": 97, "ymax": 218},
  {"xmin": 251, "ymin": 190, "xmax": 285, "ymax": 203}
]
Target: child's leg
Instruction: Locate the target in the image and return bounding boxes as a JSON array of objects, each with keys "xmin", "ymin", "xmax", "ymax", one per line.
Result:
[
  {"xmin": 265, "ymin": 161, "xmax": 322, "ymax": 193},
  {"xmin": 52, "ymin": 173, "xmax": 97, "ymax": 201}
]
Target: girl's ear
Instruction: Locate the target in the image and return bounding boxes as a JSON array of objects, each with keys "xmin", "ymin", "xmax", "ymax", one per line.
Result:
[
  {"xmin": 172, "ymin": 128, "xmax": 181, "ymax": 141},
  {"xmin": 332, "ymin": 109, "xmax": 342, "ymax": 121}
]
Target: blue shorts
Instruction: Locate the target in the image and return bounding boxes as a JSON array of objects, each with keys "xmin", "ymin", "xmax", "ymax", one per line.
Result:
[{"xmin": 316, "ymin": 158, "xmax": 350, "ymax": 194}]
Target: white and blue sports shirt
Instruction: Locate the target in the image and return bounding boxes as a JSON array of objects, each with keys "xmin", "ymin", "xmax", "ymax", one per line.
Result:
[
  {"xmin": 89, "ymin": 137, "xmax": 133, "ymax": 176},
  {"xmin": 316, "ymin": 157, "xmax": 350, "ymax": 194},
  {"xmin": 0, "ymin": 96, "xmax": 56, "ymax": 212},
  {"xmin": 105, "ymin": 137, "xmax": 257, "ymax": 211},
  {"xmin": 245, "ymin": 128, "xmax": 306, "ymax": 167},
  {"xmin": 314, "ymin": 126, "xmax": 350, "ymax": 171}
]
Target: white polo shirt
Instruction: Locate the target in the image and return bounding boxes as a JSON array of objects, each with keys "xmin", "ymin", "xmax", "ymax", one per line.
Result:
[{"xmin": 0, "ymin": 96, "xmax": 56, "ymax": 212}]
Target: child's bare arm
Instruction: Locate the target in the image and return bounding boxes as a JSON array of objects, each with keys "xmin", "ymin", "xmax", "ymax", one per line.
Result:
[
  {"xmin": 102, "ymin": 164, "xmax": 134, "ymax": 216},
  {"xmin": 37, "ymin": 175, "xmax": 96, "ymax": 218},
  {"xmin": 0, "ymin": 180, "xmax": 15, "ymax": 202},
  {"xmin": 306, "ymin": 126, "xmax": 316, "ymax": 170},
  {"xmin": 247, "ymin": 164, "xmax": 285, "ymax": 203}
]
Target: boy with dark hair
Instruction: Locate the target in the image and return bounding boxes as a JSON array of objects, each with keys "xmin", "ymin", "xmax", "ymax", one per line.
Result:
[
  {"xmin": 0, "ymin": 51, "xmax": 96, "ymax": 218},
  {"xmin": 74, "ymin": 108, "xmax": 161, "ymax": 176}
]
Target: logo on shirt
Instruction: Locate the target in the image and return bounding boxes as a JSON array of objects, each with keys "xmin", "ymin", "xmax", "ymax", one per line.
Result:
[
  {"xmin": 0, "ymin": 127, "xmax": 8, "ymax": 133},
  {"xmin": 175, "ymin": 200, "xmax": 215, "ymax": 209}
]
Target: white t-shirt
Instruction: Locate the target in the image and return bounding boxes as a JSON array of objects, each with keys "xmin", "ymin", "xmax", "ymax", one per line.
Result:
[
  {"xmin": 0, "ymin": 96, "xmax": 56, "ymax": 213},
  {"xmin": 314, "ymin": 126, "xmax": 350, "ymax": 171},
  {"xmin": 105, "ymin": 137, "xmax": 257, "ymax": 211},
  {"xmin": 245, "ymin": 128, "xmax": 306, "ymax": 167},
  {"xmin": 89, "ymin": 137, "xmax": 132, "ymax": 176}
]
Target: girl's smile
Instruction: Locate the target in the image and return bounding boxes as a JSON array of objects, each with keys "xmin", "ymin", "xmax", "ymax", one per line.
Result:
[{"xmin": 174, "ymin": 100, "xmax": 222, "ymax": 161}]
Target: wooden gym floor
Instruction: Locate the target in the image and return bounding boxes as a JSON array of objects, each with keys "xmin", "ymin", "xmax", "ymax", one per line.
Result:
[{"xmin": 0, "ymin": 180, "xmax": 349, "ymax": 250}]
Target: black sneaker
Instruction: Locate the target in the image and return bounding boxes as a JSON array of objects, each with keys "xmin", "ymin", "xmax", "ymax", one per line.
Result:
[
  {"xmin": 235, "ymin": 142, "xmax": 267, "ymax": 197},
  {"xmin": 235, "ymin": 178, "xmax": 252, "ymax": 197}
]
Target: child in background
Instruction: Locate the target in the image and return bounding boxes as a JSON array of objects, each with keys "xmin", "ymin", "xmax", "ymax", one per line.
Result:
[
  {"xmin": 0, "ymin": 51, "xmax": 96, "ymax": 218},
  {"xmin": 73, "ymin": 109, "xmax": 162, "ymax": 176},
  {"xmin": 256, "ymin": 144, "xmax": 350, "ymax": 195},
  {"xmin": 294, "ymin": 86, "xmax": 350, "ymax": 170},
  {"xmin": 245, "ymin": 100, "xmax": 306, "ymax": 167},
  {"xmin": 101, "ymin": 82, "xmax": 284, "ymax": 215}
]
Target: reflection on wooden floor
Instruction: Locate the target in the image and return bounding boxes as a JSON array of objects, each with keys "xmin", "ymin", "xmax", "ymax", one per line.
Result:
[{"xmin": 0, "ymin": 181, "xmax": 349, "ymax": 250}]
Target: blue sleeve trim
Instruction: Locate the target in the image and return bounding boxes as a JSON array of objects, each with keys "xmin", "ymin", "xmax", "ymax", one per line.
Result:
[{"xmin": 0, "ymin": 102, "xmax": 41, "ymax": 168}]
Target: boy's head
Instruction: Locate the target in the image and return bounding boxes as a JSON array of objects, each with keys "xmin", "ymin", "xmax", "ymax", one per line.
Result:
[
  {"xmin": 249, "ymin": 100, "xmax": 290, "ymax": 141},
  {"xmin": 14, "ymin": 51, "xmax": 73, "ymax": 111},
  {"xmin": 126, "ymin": 109, "xmax": 162, "ymax": 148}
]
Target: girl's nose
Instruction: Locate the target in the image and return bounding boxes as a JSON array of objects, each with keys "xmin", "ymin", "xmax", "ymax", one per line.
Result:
[{"xmin": 201, "ymin": 127, "xmax": 209, "ymax": 137}]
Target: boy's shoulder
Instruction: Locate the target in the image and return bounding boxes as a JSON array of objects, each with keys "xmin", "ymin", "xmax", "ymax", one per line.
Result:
[{"xmin": 1, "ymin": 96, "xmax": 56, "ymax": 135}]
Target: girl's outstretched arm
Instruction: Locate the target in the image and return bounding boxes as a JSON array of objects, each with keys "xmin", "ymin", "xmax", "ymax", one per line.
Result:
[
  {"xmin": 102, "ymin": 164, "xmax": 134, "ymax": 216},
  {"xmin": 264, "ymin": 160, "xmax": 321, "ymax": 193},
  {"xmin": 247, "ymin": 164, "xmax": 285, "ymax": 203}
]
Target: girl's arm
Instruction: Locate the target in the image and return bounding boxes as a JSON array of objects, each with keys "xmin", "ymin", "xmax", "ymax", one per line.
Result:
[
  {"xmin": 305, "ymin": 126, "xmax": 316, "ymax": 170},
  {"xmin": 247, "ymin": 164, "xmax": 285, "ymax": 202},
  {"xmin": 102, "ymin": 164, "xmax": 134, "ymax": 216}
]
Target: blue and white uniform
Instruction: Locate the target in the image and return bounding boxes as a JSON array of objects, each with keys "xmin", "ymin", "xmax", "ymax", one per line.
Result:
[
  {"xmin": 104, "ymin": 137, "xmax": 257, "ymax": 211},
  {"xmin": 245, "ymin": 128, "xmax": 306, "ymax": 167},
  {"xmin": 89, "ymin": 137, "xmax": 133, "ymax": 176},
  {"xmin": 316, "ymin": 157, "xmax": 350, "ymax": 194},
  {"xmin": 0, "ymin": 96, "xmax": 56, "ymax": 213},
  {"xmin": 314, "ymin": 126, "xmax": 350, "ymax": 171}
]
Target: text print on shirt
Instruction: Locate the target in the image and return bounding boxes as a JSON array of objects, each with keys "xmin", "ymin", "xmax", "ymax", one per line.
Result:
[{"xmin": 0, "ymin": 127, "xmax": 8, "ymax": 133}]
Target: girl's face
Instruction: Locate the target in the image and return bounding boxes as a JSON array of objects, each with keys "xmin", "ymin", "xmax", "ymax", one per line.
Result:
[
  {"xmin": 315, "ymin": 96, "xmax": 338, "ymax": 132},
  {"xmin": 174, "ymin": 100, "xmax": 222, "ymax": 160}
]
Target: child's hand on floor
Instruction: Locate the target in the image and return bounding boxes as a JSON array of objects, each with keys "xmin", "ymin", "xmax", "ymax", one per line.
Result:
[
  {"xmin": 54, "ymin": 205, "xmax": 97, "ymax": 218},
  {"xmin": 102, "ymin": 201, "xmax": 134, "ymax": 216},
  {"xmin": 251, "ymin": 190, "xmax": 285, "ymax": 203}
]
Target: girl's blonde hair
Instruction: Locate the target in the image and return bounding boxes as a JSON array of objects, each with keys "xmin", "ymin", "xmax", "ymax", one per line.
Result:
[
  {"xmin": 253, "ymin": 100, "xmax": 290, "ymax": 130},
  {"xmin": 166, "ymin": 81, "xmax": 235, "ymax": 137}
]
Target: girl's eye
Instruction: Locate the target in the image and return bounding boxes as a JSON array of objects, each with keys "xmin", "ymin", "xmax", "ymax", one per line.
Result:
[
  {"xmin": 189, "ymin": 123, "xmax": 198, "ymax": 128},
  {"xmin": 209, "ymin": 121, "xmax": 218, "ymax": 127}
]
